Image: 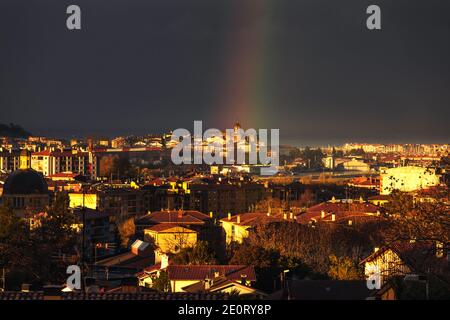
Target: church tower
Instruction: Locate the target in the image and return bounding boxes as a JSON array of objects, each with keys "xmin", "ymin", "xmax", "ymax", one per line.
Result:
[{"xmin": 19, "ymin": 149, "xmax": 31, "ymax": 169}]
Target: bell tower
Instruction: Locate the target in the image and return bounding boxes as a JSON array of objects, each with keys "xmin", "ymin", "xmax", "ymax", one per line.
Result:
[{"xmin": 19, "ymin": 149, "xmax": 31, "ymax": 169}]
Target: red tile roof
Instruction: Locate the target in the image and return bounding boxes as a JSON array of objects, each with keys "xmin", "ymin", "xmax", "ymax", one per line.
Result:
[
  {"xmin": 32, "ymin": 150, "xmax": 52, "ymax": 156},
  {"xmin": 137, "ymin": 263, "xmax": 162, "ymax": 278},
  {"xmin": 220, "ymin": 212, "xmax": 286, "ymax": 227},
  {"xmin": 136, "ymin": 210, "xmax": 211, "ymax": 226},
  {"xmin": 146, "ymin": 223, "xmax": 196, "ymax": 233},
  {"xmin": 167, "ymin": 265, "xmax": 256, "ymax": 282},
  {"xmin": 297, "ymin": 200, "xmax": 381, "ymax": 223},
  {"xmin": 32, "ymin": 150, "xmax": 89, "ymax": 157},
  {"xmin": 361, "ymin": 241, "xmax": 449, "ymax": 281}
]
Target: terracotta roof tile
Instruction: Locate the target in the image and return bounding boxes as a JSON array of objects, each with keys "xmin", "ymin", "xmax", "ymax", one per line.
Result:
[{"xmin": 167, "ymin": 265, "xmax": 256, "ymax": 282}]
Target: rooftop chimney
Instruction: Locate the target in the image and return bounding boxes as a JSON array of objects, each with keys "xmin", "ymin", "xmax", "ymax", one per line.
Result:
[
  {"xmin": 204, "ymin": 278, "xmax": 211, "ymax": 290},
  {"xmin": 160, "ymin": 253, "xmax": 169, "ymax": 269}
]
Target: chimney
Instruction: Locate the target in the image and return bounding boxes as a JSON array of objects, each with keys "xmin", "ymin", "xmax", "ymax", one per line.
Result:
[
  {"xmin": 331, "ymin": 213, "xmax": 336, "ymax": 222},
  {"xmin": 228, "ymin": 212, "xmax": 231, "ymax": 220},
  {"xmin": 204, "ymin": 278, "xmax": 211, "ymax": 290},
  {"xmin": 321, "ymin": 210, "xmax": 325, "ymax": 219},
  {"xmin": 237, "ymin": 215, "xmax": 241, "ymax": 224},
  {"xmin": 161, "ymin": 253, "xmax": 169, "ymax": 269}
]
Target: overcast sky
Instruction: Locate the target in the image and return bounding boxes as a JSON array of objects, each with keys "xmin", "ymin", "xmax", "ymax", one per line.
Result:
[{"xmin": 0, "ymin": 0, "xmax": 449, "ymax": 146}]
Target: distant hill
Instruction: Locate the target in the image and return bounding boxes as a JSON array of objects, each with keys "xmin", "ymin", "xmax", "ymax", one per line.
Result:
[{"xmin": 0, "ymin": 123, "xmax": 32, "ymax": 138}]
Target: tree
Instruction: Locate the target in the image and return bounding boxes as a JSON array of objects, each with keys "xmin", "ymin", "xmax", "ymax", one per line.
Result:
[
  {"xmin": 152, "ymin": 270, "xmax": 171, "ymax": 292},
  {"xmin": 27, "ymin": 193, "xmax": 78, "ymax": 283},
  {"xmin": 328, "ymin": 255, "xmax": 363, "ymax": 280},
  {"xmin": 229, "ymin": 241, "xmax": 310, "ymax": 292},
  {"xmin": 171, "ymin": 241, "xmax": 217, "ymax": 265},
  {"xmin": 116, "ymin": 217, "xmax": 136, "ymax": 248},
  {"xmin": 229, "ymin": 243, "xmax": 280, "ymax": 269},
  {"xmin": 300, "ymin": 147, "xmax": 325, "ymax": 170},
  {"xmin": 0, "ymin": 193, "xmax": 78, "ymax": 289},
  {"xmin": 382, "ymin": 191, "xmax": 450, "ymax": 244},
  {"xmin": 99, "ymin": 155, "xmax": 133, "ymax": 180}
]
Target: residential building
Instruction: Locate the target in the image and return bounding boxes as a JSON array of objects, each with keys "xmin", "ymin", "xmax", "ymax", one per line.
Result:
[
  {"xmin": 296, "ymin": 197, "xmax": 381, "ymax": 225},
  {"xmin": 220, "ymin": 211, "xmax": 289, "ymax": 244},
  {"xmin": 137, "ymin": 259, "xmax": 257, "ymax": 293},
  {"xmin": 31, "ymin": 149, "xmax": 98, "ymax": 178},
  {"xmin": 380, "ymin": 166, "xmax": 441, "ymax": 195},
  {"xmin": 361, "ymin": 241, "xmax": 449, "ymax": 287},
  {"xmin": 144, "ymin": 224, "xmax": 198, "ymax": 253}
]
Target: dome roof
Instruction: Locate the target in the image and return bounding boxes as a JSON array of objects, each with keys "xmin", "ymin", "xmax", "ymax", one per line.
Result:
[{"xmin": 3, "ymin": 169, "xmax": 48, "ymax": 195}]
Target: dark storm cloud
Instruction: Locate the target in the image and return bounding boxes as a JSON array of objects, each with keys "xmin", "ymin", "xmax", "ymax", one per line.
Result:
[{"xmin": 0, "ymin": 0, "xmax": 449, "ymax": 145}]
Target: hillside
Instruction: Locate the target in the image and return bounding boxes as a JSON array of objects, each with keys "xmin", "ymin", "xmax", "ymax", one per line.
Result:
[{"xmin": 0, "ymin": 123, "xmax": 32, "ymax": 138}]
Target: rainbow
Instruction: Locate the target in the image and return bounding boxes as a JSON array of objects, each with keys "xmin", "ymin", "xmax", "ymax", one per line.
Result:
[{"xmin": 214, "ymin": 0, "xmax": 275, "ymax": 129}]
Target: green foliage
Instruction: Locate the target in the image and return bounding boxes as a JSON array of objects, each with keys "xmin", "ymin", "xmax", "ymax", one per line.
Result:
[
  {"xmin": 232, "ymin": 221, "xmax": 376, "ymax": 282},
  {"xmin": 327, "ymin": 255, "xmax": 362, "ymax": 280},
  {"xmin": 229, "ymin": 242, "xmax": 312, "ymax": 292},
  {"xmin": 0, "ymin": 192, "xmax": 78, "ymax": 288},
  {"xmin": 382, "ymin": 191, "xmax": 450, "ymax": 244},
  {"xmin": 152, "ymin": 270, "xmax": 170, "ymax": 292},
  {"xmin": 229, "ymin": 244, "xmax": 280, "ymax": 269},
  {"xmin": 301, "ymin": 146, "xmax": 325, "ymax": 169},
  {"xmin": 116, "ymin": 217, "xmax": 136, "ymax": 248},
  {"xmin": 171, "ymin": 241, "xmax": 217, "ymax": 265}
]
